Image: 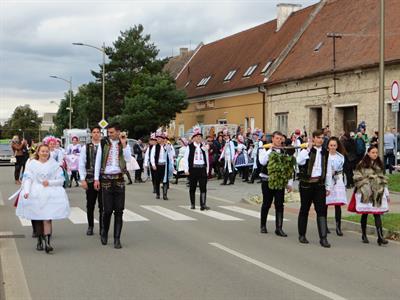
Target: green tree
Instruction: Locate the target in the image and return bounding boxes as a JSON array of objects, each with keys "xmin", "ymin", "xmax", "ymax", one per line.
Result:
[
  {"xmin": 118, "ymin": 72, "xmax": 187, "ymax": 138},
  {"xmin": 91, "ymin": 25, "xmax": 167, "ymax": 119},
  {"xmin": 2, "ymin": 105, "xmax": 42, "ymax": 140}
]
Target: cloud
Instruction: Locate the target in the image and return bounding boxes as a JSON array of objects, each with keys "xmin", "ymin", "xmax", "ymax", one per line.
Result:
[{"xmin": 0, "ymin": 0, "xmax": 319, "ymax": 121}]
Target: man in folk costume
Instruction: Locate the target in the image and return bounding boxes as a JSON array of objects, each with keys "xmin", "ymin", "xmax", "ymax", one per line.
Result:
[
  {"xmin": 296, "ymin": 129, "xmax": 331, "ymax": 248},
  {"xmin": 249, "ymin": 130, "xmax": 263, "ymax": 184},
  {"xmin": 219, "ymin": 129, "xmax": 236, "ymax": 185},
  {"xmin": 183, "ymin": 126, "xmax": 210, "ymax": 210},
  {"xmin": 150, "ymin": 130, "xmax": 174, "ymax": 200},
  {"xmin": 259, "ymin": 131, "xmax": 293, "ymax": 236},
  {"xmin": 79, "ymin": 126, "xmax": 103, "ymax": 236},
  {"xmin": 94, "ymin": 123, "xmax": 132, "ymax": 249},
  {"xmin": 143, "ymin": 133, "xmax": 157, "ymax": 193}
]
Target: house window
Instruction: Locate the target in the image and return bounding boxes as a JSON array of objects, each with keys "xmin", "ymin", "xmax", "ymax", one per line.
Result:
[
  {"xmin": 179, "ymin": 124, "xmax": 185, "ymax": 137},
  {"xmin": 243, "ymin": 64, "xmax": 258, "ymax": 77},
  {"xmin": 218, "ymin": 119, "xmax": 227, "ymax": 125},
  {"xmin": 276, "ymin": 113, "xmax": 288, "ymax": 135},
  {"xmin": 250, "ymin": 117, "xmax": 255, "ymax": 131},
  {"xmin": 224, "ymin": 70, "xmax": 237, "ymax": 81},
  {"xmin": 244, "ymin": 117, "xmax": 249, "ymax": 131},
  {"xmin": 197, "ymin": 76, "xmax": 212, "ymax": 87},
  {"xmin": 260, "ymin": 61, "xmax": 273, "ymax": 74}
]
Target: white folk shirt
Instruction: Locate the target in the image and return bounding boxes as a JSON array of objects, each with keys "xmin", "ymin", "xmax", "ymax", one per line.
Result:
[
  {"xmin": 150, "ymin": 144, "xmax": 167, "ymax": 167},
  {"xmin": 94, "ymin": 139, "xmax": 132, "ymax": 180},
  {"xmin": 296, "ymin": 147, "xmax": 323, "ymax": 177},
  {"xmin": 193, "ymin": 142, "xmax": 205, "ymax": 165}
]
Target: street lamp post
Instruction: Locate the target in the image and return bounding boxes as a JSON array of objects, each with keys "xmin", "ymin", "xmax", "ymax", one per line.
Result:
[
  {"xmin": 72, "ymin": 42, "xmax": 106, "ymax": 121},
  {"xmin": 50, "ymin": 75, "xmax": 73, "ymax": 129}
]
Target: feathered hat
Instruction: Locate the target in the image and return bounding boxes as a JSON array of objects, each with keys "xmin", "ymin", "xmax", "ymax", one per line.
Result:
[
  {"xmin": 150, "ymin": 133, "xmax": 156, "ymax": 140},
  {"xmin": 179, "ymin": 137, "xmax": 188, "ymax": 146},
  {"xmin": 191, "ymin": 126, "xmax": 202, "ymax": 138}
]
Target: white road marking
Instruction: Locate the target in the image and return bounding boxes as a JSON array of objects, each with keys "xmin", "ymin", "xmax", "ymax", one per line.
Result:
[
  {"xmin": 0, "ymin": 231, "xmax": 32, "ymax": 300},
  {"xmin": 18, "ymin": 217, "xmax": 31, "ymax": 227},
  {"xmin": 141, "ymin": 205, "xmax": 196, "ymax": 221},
  {"xmin": 209, "ymin": 242, "xmax": 347, "ymax": 300},
  {"xmin": 169, "ymin": 185, "xmax": 235, "ymax": 204},
  {"xmin": 69, "ymin": 207, "xmax": 98, "ymax": 224},
  {"xmin": 0, "ymin": 192, "xmax": 4, "ymax": 205},
  {"xmin": 123, "ymin": 209, "xmax": 149, "ymax": 221},
  {"xmin": 219, "ymin": 206, "xmax": 289, "ymax": 221},
  {"xmin": 180, "ymin": 206, "xmax": 243, "ymax": 221}
]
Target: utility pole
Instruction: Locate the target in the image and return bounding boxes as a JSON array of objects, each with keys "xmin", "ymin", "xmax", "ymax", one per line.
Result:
[
  {"xmin": 378, "ymin": 0, "xmax": 385, "ymax": 161},
  {"xmin": 327, "ymin": 32, "xmax": 342, "ymax": 95}
]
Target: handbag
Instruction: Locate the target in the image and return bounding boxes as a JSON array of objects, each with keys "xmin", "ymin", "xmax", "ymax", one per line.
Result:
[{"xmin": 10, "ymin": 156, "xmax": 16, "ymax": 164}]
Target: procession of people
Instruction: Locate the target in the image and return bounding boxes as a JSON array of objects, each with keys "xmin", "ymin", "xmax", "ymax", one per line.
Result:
[{"xmin": 9, "ymin": 121, "xmax": 396, "ymax": 254}]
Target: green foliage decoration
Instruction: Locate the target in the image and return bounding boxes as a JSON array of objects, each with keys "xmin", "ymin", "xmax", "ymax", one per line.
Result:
[{"xmin": 267, "ymin": 151, "xmax": 296, "ymax": 190}]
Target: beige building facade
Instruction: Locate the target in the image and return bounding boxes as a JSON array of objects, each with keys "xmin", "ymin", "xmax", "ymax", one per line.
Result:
[{"xmin": 266, "ymin": 64, "xmax": 400, "ymax": 137}]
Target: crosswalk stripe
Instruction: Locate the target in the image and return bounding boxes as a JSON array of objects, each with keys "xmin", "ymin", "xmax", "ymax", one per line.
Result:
[
  {"xmin": 180, "ymin": 206, "xmax": 244, "ymax": 221},
  {"xmin": 123, "ymin": 209, "xmax": 149, "ymax": 221},
  {"xmin": 141, "ymin": 205, "xmax": 196, "ymax": 221},
  {"xmin": 0, "ymin": 192, "xmax": 4, "ymax": 206},
  {"xmin": 18, "ymin": 217, "xmax": 31, "ymax": 227},
  {"xmin": 219, "ymin": 206, "xmax": 288, "ymax": 221},
  {"xmin": 69, "ymin": 207, "xmax": 98, "ymax": 224}
]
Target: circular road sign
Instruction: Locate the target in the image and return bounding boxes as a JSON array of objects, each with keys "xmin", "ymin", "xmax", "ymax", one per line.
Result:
[{"xmin": 391, "ymin": 80, "xmax": 399, "ymax": 101}]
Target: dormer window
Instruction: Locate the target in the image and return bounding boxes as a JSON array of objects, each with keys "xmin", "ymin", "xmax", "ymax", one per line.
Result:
[
  {"xmin": 261, "ymin": 61, "xmax": 273, "ymax": 74},
  {"xmin": 197, "ymin": 76, "xmax": 212, "ymax": 87},
  {"xmin": 224, "ymin": 70, "xmax": 237, "ymax": 81},
  {"xmin": 243, "ymin": 64, "xmax": 258, "ymax": 77}
]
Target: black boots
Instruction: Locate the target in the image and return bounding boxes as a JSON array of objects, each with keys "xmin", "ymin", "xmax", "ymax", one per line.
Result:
[
  {"xmin": 335, "ymin": 205, "xmax": 343, "ymax": 236},
  {"xmin": 275, "ymin": 211, "xmax": 287, "ymax": 237},
  {"xmin": 361, "ymin": 214, "xmax": 369, "ymax": 243},
  {"xmin": 200, "ymin": 192, "xmax": 209, "ymax": 211},
  {"xmin": 190, "ymin": 191, "xmax": 196, "ymax": 209},
  {"xmin": 44, "ymin": 235, "xmax": 53, "ymax": 253},
  {"xmin": 86, "ymin": 226, "xmax": 94, "ymax": 236},
  {"xmin": 114, "ymin": 214, "xmax": 123, "ymax": 249},
  {"xmin": 101, "ymin": 213, "xmax": 112, "ymax": 245},
  {"xmin": 317, "ymin": 217, "xmax": 331, "ymax": 248},
  {"xmin": 162, "ymin": 184, "xmax": 168, "ymax": 200},
  {"xmin": 36, "ymin": 235, "xmax": 44, "ymax": 251},
  {"xmin": 298, "ymin": 214, "xmax": 308, "ymax": 243},
  {"xmin": 260, "ymin": 226, "xmax": 267, "ymax": 234},
  {"xmin": 376, "ymin": 226, "xmax": 388, "ymax": 246}
]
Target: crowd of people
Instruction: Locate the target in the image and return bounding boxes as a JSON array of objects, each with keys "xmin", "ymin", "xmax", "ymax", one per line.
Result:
[{"xmin": 9, "ymin": 121, "xmax": 398, "ymax": 253}]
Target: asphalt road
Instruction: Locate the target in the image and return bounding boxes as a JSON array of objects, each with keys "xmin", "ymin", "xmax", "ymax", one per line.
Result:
[{"xmin": 1, "ymin": 166, "xmax": 399, "ymax": 300}]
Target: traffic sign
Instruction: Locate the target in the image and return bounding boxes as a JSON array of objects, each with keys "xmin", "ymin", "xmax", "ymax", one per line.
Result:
[
  {"xmin": 391, "ymin": 80, "xmax": 399, "ymax": 101},
  {"xmin": 98, "ymin": 119, "xmax": 108, "ymax": 129},
  {"xmin": 392, "ymin": 102, "xmax": 399, "ymax": 113}
]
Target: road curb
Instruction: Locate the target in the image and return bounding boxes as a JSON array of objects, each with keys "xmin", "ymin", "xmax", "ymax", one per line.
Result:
[{"xmin": 328, "ymin": 219, "xmax": 400, "ymax": 240}]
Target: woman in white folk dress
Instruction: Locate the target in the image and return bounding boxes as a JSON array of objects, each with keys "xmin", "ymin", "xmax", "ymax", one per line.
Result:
[
  {"xmin": 16, "ymin": 144, "xmax": 70, "ymax": 253},
  {"xmin": 325, "ymin": 137, "xmax": 348, "ymax": 236}
]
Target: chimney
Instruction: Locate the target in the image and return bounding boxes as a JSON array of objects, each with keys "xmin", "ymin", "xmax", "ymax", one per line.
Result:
[
  {"xmin": 276, "ymin": 3, "xmax": 302, "ymax": 31},
  {"xmin": 179, "ymin": 47, "xmax": 189, "ymax": 56}
]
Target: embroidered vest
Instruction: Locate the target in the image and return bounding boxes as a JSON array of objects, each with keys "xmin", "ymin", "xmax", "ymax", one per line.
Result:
[
  {"xmin": 100, "ymin": 138, "xmax": 126, "ymax": 175},
  {"xmin": 188, "ymin": 143, "xmax": 207, "ymax": 172},
  {"xmin": 298, "ymin": 147, "xmax": 328, "ymax": 183}
]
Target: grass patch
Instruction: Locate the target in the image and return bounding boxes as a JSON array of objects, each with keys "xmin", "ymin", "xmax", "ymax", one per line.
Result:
[
  {"xmin": 343, "ymin": 213, "xmax": 400, "ymax": 232},
  {"xmin": 388, "ymin": 173, "xmax": 400, "ymax": 192}
]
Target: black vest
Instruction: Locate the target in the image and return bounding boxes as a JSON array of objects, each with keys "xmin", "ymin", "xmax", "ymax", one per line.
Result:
[
  {"xmin": 298, "ymin": 147, "xmax": 328, "ymax": 183},
  {"xmin": 188, "ymin": 143, "xmax": 207, "ymax": 172},
  {"xmin": 154, "ymin": 144, "xmax": 167, "ymax": 166},
  {"xmin": 85, "ymin": 142, "xmax": 99, "ymax": 181}
]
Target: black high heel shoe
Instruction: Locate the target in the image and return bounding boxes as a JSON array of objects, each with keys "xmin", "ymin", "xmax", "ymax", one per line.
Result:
[{"xmin": 36, "ymin": 235, "xmax": 44, "ymax": 251}]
